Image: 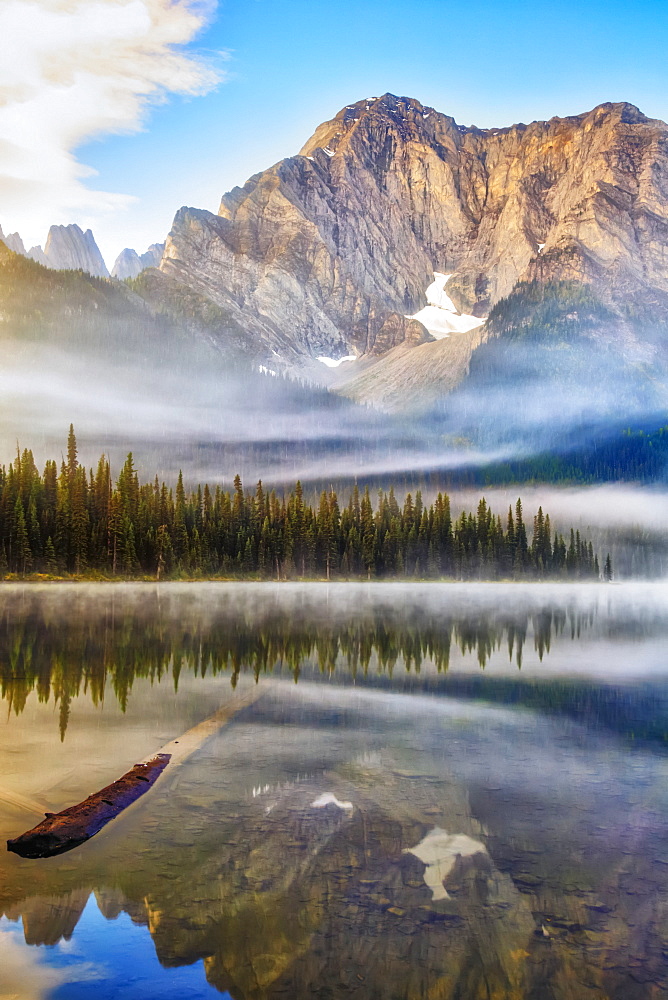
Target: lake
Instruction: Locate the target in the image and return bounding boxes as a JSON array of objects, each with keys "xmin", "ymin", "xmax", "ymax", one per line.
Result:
[{"xmin": 1, "ymin": 581, "xmax": 668, "ymax": 999}]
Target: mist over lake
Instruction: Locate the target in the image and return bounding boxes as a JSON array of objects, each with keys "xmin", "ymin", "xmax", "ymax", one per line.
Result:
[
  {"xmin": 1, "ymin": 581, "xmax": 667, "ymax": 999},
  {"xmin": 2, "ymin": 2, "xmax": 668, "ymax": 996}
]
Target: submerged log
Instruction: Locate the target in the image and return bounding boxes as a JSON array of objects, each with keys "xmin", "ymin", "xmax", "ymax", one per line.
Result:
[
  {"xmin": 7, "ymin": 684, "xmax": 267, "ymax": 861},
  {"xmin": 7, "ymin": 754, "xmax": 171, "ymax": 859}
]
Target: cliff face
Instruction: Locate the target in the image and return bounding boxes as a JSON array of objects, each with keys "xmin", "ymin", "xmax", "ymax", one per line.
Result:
[
  {"xmin": 28, "ymin": 244, "xmax": 49, "ymax": 266},
  {"xmin": 42, "ymin": 224, "xmax": 109, "ymax": 277},
  {"xmin": 1, "ymin": 221, "xmax": 110, "ymax": 277},
  {"xmin": 161, "ymin": 202, "xmax": 429, "ymax": 364},
  {"xmin": 0, "ymin": 225, "xmax": 25, "ymax": 255},
  {"xmin": 161, "ymin": 94, "xmax": 668, "ymax": 380}
]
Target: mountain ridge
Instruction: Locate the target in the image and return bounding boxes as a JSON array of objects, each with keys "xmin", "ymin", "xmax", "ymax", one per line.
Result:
[
  {"xmin": 0, "ymin": 222, "xmax": 110, "ymax": 277},
  {"xmin": 3, "ymin": 92, "xmax": 668, "ymax": 421},
  {"xmin": 158, "ymin": 91, "xmax": 668, "ymax": 404}
]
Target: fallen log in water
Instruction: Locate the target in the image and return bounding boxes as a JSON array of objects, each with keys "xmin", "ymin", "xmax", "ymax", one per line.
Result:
[
  {"xmin": 7, "ymin": 754, "xmax": 171, "ymax": 859},
  {"xmin": 7, "ymin": 684, "xmax": 267, "ymax": 860}
]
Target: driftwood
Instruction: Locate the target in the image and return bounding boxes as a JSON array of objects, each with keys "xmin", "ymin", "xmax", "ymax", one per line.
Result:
[
  {"xmin": 7, "ymin": 754, "xmax": 171, "ymax": 859},
  {"xmin": 6, "ymin": 684, "xmax": 268, "ymax": 861}
]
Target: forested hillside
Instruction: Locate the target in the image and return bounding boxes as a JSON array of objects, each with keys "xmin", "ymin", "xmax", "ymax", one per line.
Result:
[{"xmin": 0, "ymin": 240, "xmax": 244, "ymax": 366}]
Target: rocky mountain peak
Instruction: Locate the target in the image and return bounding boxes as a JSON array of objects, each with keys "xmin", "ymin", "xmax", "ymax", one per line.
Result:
[
  {"xmin": 585, "ymin": 101, "xmax": 649, "ymax": 125},
  {"xmin": 43, "ymin": 224, "xmax": 109, "ymax": 278},
  {"xmin": 111, "ymin": 242, "xmax": 165, "ymax": 280},
  {"xmin": 1, "ymin": 220, "xmax": 113, "ymax": 278},
  {"xmin": 162, "ymin": 93, "xmax": 668, "ymax": 395},
  {"xmin": 28, "ymin": 245, "xmax": 49, "ymax": 266},
  {"xmin": 0, "ymin": 225, "xmax": 26, "ymax": 255},
  {"xmin": 299, "ymin": 92, "xmax": 459, "ymax": 162}
]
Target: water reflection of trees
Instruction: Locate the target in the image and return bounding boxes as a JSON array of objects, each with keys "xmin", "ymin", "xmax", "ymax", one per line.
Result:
[{"xmin": 0, "ymin": 589, "xmax": 606, "ymax": 735}]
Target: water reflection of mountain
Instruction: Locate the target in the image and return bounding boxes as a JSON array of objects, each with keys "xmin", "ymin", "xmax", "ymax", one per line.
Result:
[
  {"xmin": 2, "ymin": 686, "xmax": 668, "ymax": 999},
  {"xmin": 359, "ymin": 673, "xmax": 668, "ymax": 750}
]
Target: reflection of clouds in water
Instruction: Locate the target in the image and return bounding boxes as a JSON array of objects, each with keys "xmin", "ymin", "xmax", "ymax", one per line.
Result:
[
  {"xmin": 404, "ymin": 827, "xmax": 486, "ymax": 900},
  {"xmin": 0, "ymin": 920, "xmax": 103, "ymax": 998},
  {"xmin": 311, "ymin": 792, "xmax": 354, "ymax": 811}
]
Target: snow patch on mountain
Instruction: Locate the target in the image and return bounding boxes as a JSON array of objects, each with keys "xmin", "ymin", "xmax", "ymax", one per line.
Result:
[
  {"xmin": 316, "ymin": 355, "xmax": 357, "ymax": 368},
  {"xmin": 408, "ymin": 272, "xmax": 485, "ymax": 339},
  {"xmin": 311, "ymin": 792, "xmax": 353, "ymax": 811}
]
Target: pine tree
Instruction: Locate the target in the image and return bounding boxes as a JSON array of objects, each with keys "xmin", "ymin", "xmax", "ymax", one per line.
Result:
[
  {"xmin": 70, "ymin": 466, "xmax": 89, "ymax": 574},
  {"xmin": 45, "ymin": 536, "xmax": 58, "ymax": 575},
  {"xmin": 514, "ymin": 498, "xmax": 528, "ymax": 573},
  {"xmin": 11, "ymin": 495, "xmax": 32, "ymax": 575},
  {"xmin": 173, "ymin": 471, "xmax": 189, "ymax": 565},
  {"xmin": 361, "ymin": 487, "xmax": 375, "ymax": 579},
  {"xmin": 0, "ymin": 429, "xmax": 607, "ymax": 584},
  {"xmin": 66, "ymin": 424, "xmax": 78, "ymax": 484}
]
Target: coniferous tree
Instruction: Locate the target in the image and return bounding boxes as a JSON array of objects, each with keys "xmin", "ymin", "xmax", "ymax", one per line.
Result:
[
  {"xmin": 11, "ymin": 495, "xmax": 32, "ymax": 575},
  {"xmin": 0, "ymin": 429, "xmax": 609, "ymax": 583}
]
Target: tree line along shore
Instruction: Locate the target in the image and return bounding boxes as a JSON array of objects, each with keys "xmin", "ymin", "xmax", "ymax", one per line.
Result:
[{"xmin": 0, "ymin": 427, "xmax": 610, "ymax": 581}]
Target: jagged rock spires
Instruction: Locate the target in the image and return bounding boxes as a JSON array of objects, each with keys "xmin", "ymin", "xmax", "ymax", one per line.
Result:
[
  {"xmin": 160, "ymin": 93, "xmax": 668, "ymax": 378},
  {"xmin": 1, "ymin": 221, "xmax": 109, "ymax": 277},
  {"xmin": 0, "ymin": 224, "xmax": 26, "ymax": 255},
  {"xmin": 111, "ymin": 242, "xmax": 165, "ymax": 280},
  {"xmin": 28, "ymin": 245, "xmax": 49, "ymax": 266},
  {"xmin": 42, "ymin": 223, "xmax": 109, "ymax": 277}
]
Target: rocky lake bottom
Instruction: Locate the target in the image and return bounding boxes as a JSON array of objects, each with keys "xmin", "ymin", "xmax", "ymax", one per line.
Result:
[{"xmin": 1, "ymin": 581, "xmax": 667, "ymax": 1000}]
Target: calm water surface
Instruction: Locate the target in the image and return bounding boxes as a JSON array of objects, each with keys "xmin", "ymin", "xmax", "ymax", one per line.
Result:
[{"xmin": 1, "ymin": 582, "xmax": 668, "ymax": 1000}]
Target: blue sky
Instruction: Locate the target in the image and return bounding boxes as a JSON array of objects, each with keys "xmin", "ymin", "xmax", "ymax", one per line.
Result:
[{"xmin": 15, "ymin": 0, "xmax": 668, "ymax": 263}]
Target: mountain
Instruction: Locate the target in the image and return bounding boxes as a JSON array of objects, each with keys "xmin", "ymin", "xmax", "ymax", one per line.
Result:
[
  {"xmin": 2, "ymin": 221, "xmax": 110, "ymax": 277},
  {"xmin": 0, "ymin": 223, "xmax": 164, "ymax": 282},
  {"xmin": 3, "ymin": 95, "xmax": 668, "ymax": 482},
  {"xmin": 0, "ymin": 236, "xmax": 664, "ymax": 486},
  {"xmin": 112, "ymin": 242, "xmax": 165, "ymax": 280},
  {"xmin": 0, "ymin": 224, "xmax": 25, "ymax": 255},
  {"xmin": 0, "ymin": 240, "xmax": 403, "ymax": 483},
  {"xmin": 41, "ymin": 223, "xmax": 109, "ymax": 277},
  {"xmin": 159, "ymin": 93, "xmax": 668, "ymax": 408},
  {"xmin": 27, "ymin": 244, "xmax": 49, "ymax": 266}
]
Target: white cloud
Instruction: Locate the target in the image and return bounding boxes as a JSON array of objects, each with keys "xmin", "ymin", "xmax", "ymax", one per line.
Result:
[{"xmin": 0, "ymin": 0, "xmax": 222, "ymax": 248}]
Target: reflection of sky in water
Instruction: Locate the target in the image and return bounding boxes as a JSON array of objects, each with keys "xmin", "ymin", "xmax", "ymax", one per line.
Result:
[
  {"xmin": 1, "ymin": 899, "xmax": 226, "ymax": 1000},
  {"xmin": 2, "ymin": 679, "xmax": 668, "ymax": 996},
  {"xmin": 2, "ymin": 583, "xmax": 668, "ymax": 998}
]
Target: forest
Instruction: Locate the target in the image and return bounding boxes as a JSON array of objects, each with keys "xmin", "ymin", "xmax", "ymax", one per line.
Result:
[{"xmin": 0, "ymin": 427, "xmax": 609, "ymax": 581}]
